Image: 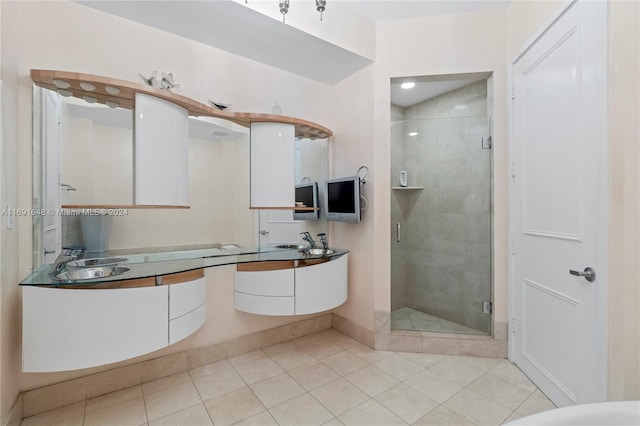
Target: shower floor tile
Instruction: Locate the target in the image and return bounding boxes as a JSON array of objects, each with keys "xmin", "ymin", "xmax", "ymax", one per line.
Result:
[{"xmin": 391, "ymin": 308, "xmax": 488, "ymax": 335}]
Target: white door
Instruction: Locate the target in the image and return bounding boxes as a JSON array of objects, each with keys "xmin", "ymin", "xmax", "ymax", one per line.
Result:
[
  {"xmin": 511, "ymin": 1, "xmax": 607, "ymax": 406},
  {"xmin": 42, "ymin": 89, "xmax": 62, "ymax": 264},
  {"xmin": 257, "ymin": 210, "xmax": 301, "ymax": 248}
]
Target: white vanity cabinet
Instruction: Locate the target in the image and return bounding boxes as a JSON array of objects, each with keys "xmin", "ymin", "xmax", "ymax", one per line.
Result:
[
  {"xmin": 22, "ymin": 273, "xmax": 207, "ymax": 373},
  {"xmin": 295, "ymin": 254, "xmax": 348, "ymax": 315},
  {"xmin": 234, "ymin": 264, "xmax": 295, "ymax": 315},
  {"xmin": 234, "ymin": 254, "xmax": 348, "ymax": 316},
  {"xmin": 169, "ymin": 277, "xmax": 207, "ymax": 345},
  {"xmin": 23, "ymin": 285, "xmax": 168, "ymax": 372}
]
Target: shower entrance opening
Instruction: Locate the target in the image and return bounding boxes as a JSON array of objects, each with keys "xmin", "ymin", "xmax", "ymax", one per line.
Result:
[{"xmin": 390, "ymin": 73, "xmax": 493, "ymax": 336}]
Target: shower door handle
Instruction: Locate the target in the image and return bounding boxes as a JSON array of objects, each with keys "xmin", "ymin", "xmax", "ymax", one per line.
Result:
[{"xmin": 396, "ymin": 223, "xmax": 401, "ymax": 242}]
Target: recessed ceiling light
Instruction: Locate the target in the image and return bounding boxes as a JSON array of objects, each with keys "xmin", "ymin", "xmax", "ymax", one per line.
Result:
[
  {"xmin": 401, "ymin": 82, "xmax": 415, "ymax": 90},
  {"xmin": 408, "ymin": 132, "xmax": 418, "ymax": 136},
  {"xmin": 106, "ymin": 101, "xmax": 119, "ymax": 109},
  {"xmin": 83, "ymin": 96, "xmax": 97, "ymax": 104}
]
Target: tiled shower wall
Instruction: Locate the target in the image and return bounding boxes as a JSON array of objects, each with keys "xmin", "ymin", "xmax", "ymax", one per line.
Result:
[{"xmin": 390, "ymin": 80, "xmax": 492, "ymax": 333}]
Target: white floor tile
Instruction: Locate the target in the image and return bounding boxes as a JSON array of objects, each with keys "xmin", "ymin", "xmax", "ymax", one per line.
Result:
[
  {"xmin": 374, "ymin": 383, "xmax": 437, "ymax": 424},
  {"xmin": 310, "ymin": 378, "xmax": 369, "ymax": 417},
  {"xmin": 234, "ymin": 357, "xmax": 284, "ymax": 385},
  {"xmin": 289, "ymin": 361, "xmax": 341, "ymax": 391},
  {"xmin": 203, "ymin": 387, "xmax": 265, "ymax": 425},
  {"xmin": 443, "ymin": 389, "xmax": 512, "ymax": 425},
  {"xmin": 338, "ymin": 399, "xmax": 406, "ymax": 426},
  {"xmin": 269, "ymin": 394, "xmax": 333, "ymax": 426},
  {"xmin": 345, "ymin": 366, "xmax": 400, "ymax": 397},
  {"xmin": 413, "ymin": 405, "xmax": 475, "ymax": 426},
  {"xmin": 322, "ymin": 351, "xmax": 369, "ymax": 376},
  {"xmin": 373, "ymin": 355, "xmax": 423, "ymax": 381},
  {"xmin": 466, "ymin": 374, "xmax": 533, "ymax": 411},
  {"xmin": 250, "ymin": 373, "xmax": 305, "ymax": 409},
  {"xmin": 148, "ymin": 404, "xmax": 213, "ymax": 426},
  {"xmin": 514, "ymin": 393, "xmax": 556, "ymax": 417},
  {"xmin": 407, "ymin": 370, "xmax": 464, "ymax": 405},
  {"xmin": 85, "ymin": 397, "xmax": 147, "ymax": 426},
  {"xmin": 192, "ymin": 368, "xmax": 246, "ymax": 402},
  {"xmin": 144, "ymin": 381, "xmax": 202, "ymax": 422}
]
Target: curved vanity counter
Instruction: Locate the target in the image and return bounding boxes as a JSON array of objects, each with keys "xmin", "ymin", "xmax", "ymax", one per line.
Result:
[
  {"xmin": 19, "ymin": 244, "xmax": 348, "ymax": 287},
  {"xmin": 20, "ymin": 245, "xmax": 348, "ymax": 372}
]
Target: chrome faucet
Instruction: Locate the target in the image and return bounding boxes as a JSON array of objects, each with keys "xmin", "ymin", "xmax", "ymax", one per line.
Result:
[
  {"xmin": 300, "ymin": 232, "xmax": 317, "ymax": 248},
  {"xmin": 50, "ymin": 246, "xmax": 85, "ymax": 276},
  {"xmin": 317, "ymin": 233, "xmax": 329, "ymax": 250}
]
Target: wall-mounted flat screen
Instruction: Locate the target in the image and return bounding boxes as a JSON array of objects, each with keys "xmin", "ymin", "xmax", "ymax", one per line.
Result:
[
  {"xmin": 293, "ymin": 182, "xmax": 319, "ymax": 221},
  {"xmin": 325, "ymin": 176, "xmax": 361, "ymax": 223}
]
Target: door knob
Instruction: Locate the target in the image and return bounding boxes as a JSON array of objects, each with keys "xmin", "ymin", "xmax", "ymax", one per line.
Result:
[
  {"xmin": 569, "ymin": 267, "xmax": 596, "ymax": 282},
  {"xmin": 260, "ymin": 230, "xmax": 270, "ymax": 235}
]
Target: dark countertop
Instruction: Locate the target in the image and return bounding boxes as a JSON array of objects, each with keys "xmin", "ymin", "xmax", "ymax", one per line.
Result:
[{"xmin": 20, "ymin": 244, "xmax": 348, "ymax": 287}]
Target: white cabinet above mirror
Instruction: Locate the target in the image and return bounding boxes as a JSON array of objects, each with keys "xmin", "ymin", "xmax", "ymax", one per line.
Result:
[{"xmin": 250, "ymin": 122, "xmax": 295, "ymax": 208}]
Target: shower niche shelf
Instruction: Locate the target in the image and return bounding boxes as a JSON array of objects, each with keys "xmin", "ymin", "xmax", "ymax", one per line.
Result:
[{"xmin": 392, "ymin": 186, "xmax": 424, "ymax": 190}]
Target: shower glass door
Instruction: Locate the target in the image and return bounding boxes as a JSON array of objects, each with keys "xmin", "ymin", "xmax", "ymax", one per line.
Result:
[{"xmin": 390, "ymin": 113, "xmax": 492, "ymax": 336}]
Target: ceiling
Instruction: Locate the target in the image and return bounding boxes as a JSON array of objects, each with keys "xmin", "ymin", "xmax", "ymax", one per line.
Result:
[
  {"xmin": 77, "ymin": 1, "xmax": 509, "ymax": 85},
  {"xmin": 340, "ymin": 0, "xmax": 509, "ymax": 21},
  {"xmin": 390, "ymin": 72, "xmax": 491, "ymax": 107}
]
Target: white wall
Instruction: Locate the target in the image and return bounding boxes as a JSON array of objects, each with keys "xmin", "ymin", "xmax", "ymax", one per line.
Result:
[
  {"xmin": 0, "ymin": 0, "xmax": 335, "ymax": 416},
  {"xmin": 372, "ymin": 8, "xmax": 510, "ymax": 341},
  {"xmin": 328, "ymin": 65, "xmax": 376, "ymax": 331}
]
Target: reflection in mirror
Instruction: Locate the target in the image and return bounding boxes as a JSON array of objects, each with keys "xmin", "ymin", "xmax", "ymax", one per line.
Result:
[
  {"xmin": 60, "ymin": 97, "xmax": 133, "ymax": 206},
  {"xmin": 295, "ymin": 138, "xmax": 328, "ymax": 237},
  {"xmin": 33, "ymin": 85, "xmax": 253, "ymax": 268},
  {"xmin": 255, "ymin": 137, "xmax": 329, "ymax": 249}
]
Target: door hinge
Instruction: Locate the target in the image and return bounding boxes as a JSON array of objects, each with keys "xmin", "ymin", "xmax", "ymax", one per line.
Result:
[
  {"xmin": 482, "ymin": 301, "xmax": 492, "ymax": 314},
  {"xmin": 482, "ymin": 136, "xmax": 492, "ymax": 149},
  {"xmin": 511, "ymin": 240, "xmax": 516, "ymax": 255},
  {"xmin": 511, "ymin": 85, "xmax": 515, "ymax": 100},
  {"xmin": 511, "ymin": 318, "xmax": 517, "ymax": 334},
  {"xmin": 511, "ymin": 163, "xmax": 516, "ymax": 178}
]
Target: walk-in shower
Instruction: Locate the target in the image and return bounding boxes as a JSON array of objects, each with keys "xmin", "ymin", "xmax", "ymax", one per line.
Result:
[{"xmin": 390, "ymin": 74, "xmax": 493, "ymax": 335}]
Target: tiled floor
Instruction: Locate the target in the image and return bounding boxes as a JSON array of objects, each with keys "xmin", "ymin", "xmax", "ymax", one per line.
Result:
[
  {"xmin": 391, "ymin": 307, "xmax": 489, "ymax": 336},
  {"xmin": 21, "ymin": 329, "xmax": 555, "ymax": 426}
]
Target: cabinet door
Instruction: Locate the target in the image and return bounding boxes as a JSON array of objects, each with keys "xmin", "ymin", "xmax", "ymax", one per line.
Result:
[
  {"xmin": 23, "ymin": 286, "xmax": 168, "ymax": 372},
  {"xmin": 295, "ymin": 254, "xmax": 348, "ymax": 315},
  {"xmin": 135, "ymin": 93, "xmax": 188, "ymax": 206},
  {"xmin": 250, "ymin": 122, "xmax": 295, "ymax": 207},
  {"xmin": 235, "ymin": 268, "xmax": 294, "ymax": 296},
  {"xmin": 169, "ymin": 277, "xmax": 207, "ymax": 320},
  {"xmin": 170, "ymin": 303, "xmax": 207, "ymax": 345},
  {"xmin": 234, "ymin": 291, "xmax": 295, "ymax": 316}
]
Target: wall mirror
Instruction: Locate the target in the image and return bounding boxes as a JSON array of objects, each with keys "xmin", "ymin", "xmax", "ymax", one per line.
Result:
[
  {"xmin": 255, "ymin": 136, "xmax": 329, "ymax": 248},
  {"xmin": 32, "ymin": 84, "xmax": 329, "ymax": 268},
  {"xmin": 32, "ymin": 85, "xmax": 253, "ymax": 266}
]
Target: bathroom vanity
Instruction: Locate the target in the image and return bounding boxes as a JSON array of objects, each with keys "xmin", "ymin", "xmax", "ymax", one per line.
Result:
[{"xmin": 20, "ymin": 245, "xmax": 348, "ymax": 372}]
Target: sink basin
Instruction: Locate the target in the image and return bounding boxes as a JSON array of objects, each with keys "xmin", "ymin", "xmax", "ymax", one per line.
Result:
[
  {"xmin": 54, "ymin": 266, "xmax": 131, "ymax": 281},
  {"xmin": 275, "ymin": 244, "xmax": 308, "ymax": 250},
  {"xmin": 66, "ymin": 257, "xmax": 127, "ymax": 268},
  {"xmin": 300, "ymin": 248, "xmax": 336, "ymax": 256}
]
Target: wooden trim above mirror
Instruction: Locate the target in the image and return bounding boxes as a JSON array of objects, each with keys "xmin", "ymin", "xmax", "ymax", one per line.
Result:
[{"xmin": 31, "ymin": 69, "xmax": 333, "ymax": 138}]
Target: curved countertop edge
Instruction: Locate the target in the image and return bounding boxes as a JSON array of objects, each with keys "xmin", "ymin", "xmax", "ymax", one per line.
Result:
[{"xmin": 20, "ymin": 246, "xmax": 349, "ymax": 287}]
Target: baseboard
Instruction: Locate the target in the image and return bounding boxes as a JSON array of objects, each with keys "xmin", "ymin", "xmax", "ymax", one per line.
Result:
[{"xmin": 3, "ymin": 393, "xmax": 22, "ymax": 426}]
